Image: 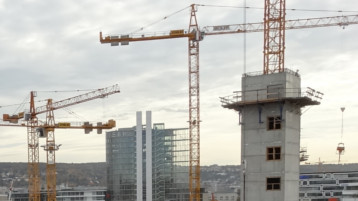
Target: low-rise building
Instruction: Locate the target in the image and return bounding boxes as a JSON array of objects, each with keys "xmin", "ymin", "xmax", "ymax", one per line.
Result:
[
  {"xmin": 299, "ymin": 171, "xmax": 358, "ymax": 201},
  {"xmin": 9, "ymin": 187, "xmax": 106, "ymax": 201}
]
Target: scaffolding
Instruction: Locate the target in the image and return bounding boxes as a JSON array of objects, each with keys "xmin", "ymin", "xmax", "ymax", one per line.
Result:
[
  {"xmin": 153, "ymin": 123, "xmax": 190, "ymax": 201},
  {"xmin": 106, "ymin": 123, "xmax": 189, "ymax": 201}
]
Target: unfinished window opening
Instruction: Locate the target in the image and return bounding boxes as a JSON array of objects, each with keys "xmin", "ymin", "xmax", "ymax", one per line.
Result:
[
  {"xmin": 267, "ymin": 147, "xmax": 281, "ymax": 160},
  {"xmin": 267, "ymin": 177, "xmax": 281, "ymax": 190},
  {"xmin": 267, "ymin": 116, "xmax": 281, "ymax": 130}
]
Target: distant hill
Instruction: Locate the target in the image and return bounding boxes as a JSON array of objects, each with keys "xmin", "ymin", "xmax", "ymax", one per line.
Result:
[
  {"xmin": 300, "ymin": 163, "xmax": 358, "ymax": 173},
  {"xmin": 2, "ymin": 162, "xmax": 358, "ymax": 190},
  {"xmin": 0, "ymin": 162, "xmax": 106, "ymax": 188}
]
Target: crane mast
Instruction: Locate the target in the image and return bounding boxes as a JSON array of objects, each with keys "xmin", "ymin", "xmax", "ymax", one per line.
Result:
[
  {"xmin": 28, "ymin": 91, "xmax": 40, "ymax": 201},
  {"xmin": 188, "ymin": 5, "xmax": 201, "ymax": 201},
  {"xmin": 43, "ymin": 99, "xmax": 58, "ymax": 201},
  {"xmin": 264, "ymin": 0, "xmax": 286, "ymax": 74}
]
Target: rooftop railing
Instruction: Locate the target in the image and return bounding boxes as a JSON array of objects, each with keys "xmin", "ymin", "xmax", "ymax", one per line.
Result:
[
  {"xmin": 220, "ymin": 87, "xmax": 323, "ymax": 106},
  {"xmin": 243, "ymin": 68, "xmax": 300, "ymax": 77}
]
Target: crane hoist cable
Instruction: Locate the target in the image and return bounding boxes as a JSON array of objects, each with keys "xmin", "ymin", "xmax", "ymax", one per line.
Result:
[
  {"xmin": 13, "ymin": 94, "xmax": 30, "ymax": 115},
  {"xmin": 127, "ymin": 3, "xmax": 358, "ymax": 38},
  {"xmin": 130, "ymin": 5, "xmax": 191, "ymax": 34},
  {"xmin": 60, "ymin": 107, "xmax": 88, "ymax": 122},
  {"xmin": 1, "ymin": 88, "xmax": 97, "ymax": 109}
]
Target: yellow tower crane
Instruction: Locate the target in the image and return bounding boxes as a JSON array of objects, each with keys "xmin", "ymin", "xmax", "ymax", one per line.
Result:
[
  {"xmin": 2, "ymin": 84, "xmax": 120, "ymax": 201},
  {"xmin": 99, "ymin": 3, "xmax": 358, "ymax": 200}
]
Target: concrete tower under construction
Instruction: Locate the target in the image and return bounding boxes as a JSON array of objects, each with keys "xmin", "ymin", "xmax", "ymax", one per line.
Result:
[{"xmin": 221, "ymin": 69, "xmax": 322, "ymax": 201}]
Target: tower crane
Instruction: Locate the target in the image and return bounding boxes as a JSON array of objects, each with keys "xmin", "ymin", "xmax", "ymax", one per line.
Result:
[
  {"xmin": 337, "ymin": 107, "xmax": 346, "ymax": 164},
  {"xmin": 99, "ymin": 3, "xmax": 358, "ymax": 201},
  {"xmin": 1, "ymin": 84, "xmax": 120, "ymax": 201}
]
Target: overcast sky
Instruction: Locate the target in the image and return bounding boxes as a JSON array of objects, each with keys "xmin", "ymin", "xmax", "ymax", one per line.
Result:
[{"xmin": 0, "ymin": 0, "xmax": 357, "ymax": 166}]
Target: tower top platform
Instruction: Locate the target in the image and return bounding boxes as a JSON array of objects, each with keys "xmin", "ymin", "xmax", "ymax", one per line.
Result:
[{"xmin": 220, "ymin": 69, "xmax": 323, "ymax": 111}]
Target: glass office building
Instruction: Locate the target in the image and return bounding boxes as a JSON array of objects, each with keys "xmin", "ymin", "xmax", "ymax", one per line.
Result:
[{"xmin": 106, "ymin": 111, "xmax": 189, "ymax": 201}]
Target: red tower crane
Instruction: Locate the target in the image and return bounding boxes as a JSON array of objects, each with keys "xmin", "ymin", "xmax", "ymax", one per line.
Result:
[
  {"xmin": 264, "ymin": 0, "xmax": 286, "ymax": 74},
  {"xmin": 2, "ymin": 84, "xmax": 120, "ymax": 201},
  {"xmin": 99, "ymin": 3, "xmax": 358, "ymax": 201},
  {"xmin": 337, "ymin": 107, "xmax": 345, "ymax": 164}
]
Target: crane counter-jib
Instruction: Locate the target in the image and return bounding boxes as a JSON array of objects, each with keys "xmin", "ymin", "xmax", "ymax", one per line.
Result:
[{"xmin": 99, "ymin": 30, "xmax": 196, "ymax": 44}]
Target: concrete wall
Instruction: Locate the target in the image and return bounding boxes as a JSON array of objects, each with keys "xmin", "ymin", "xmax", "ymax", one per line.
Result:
[{"xmin": 242, "ymin": 71, "xmax": 301, "ymax": 102}]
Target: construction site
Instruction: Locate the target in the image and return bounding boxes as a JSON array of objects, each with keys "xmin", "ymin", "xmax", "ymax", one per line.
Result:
[{"xmin": 0, "ymin": 0, "xmax": 358, "ymax": 201}]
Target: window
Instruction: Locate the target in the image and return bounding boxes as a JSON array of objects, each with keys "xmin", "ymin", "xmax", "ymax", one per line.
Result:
[
  {"xmin": 267, "ymin": 177, "xmax": 281, "ymax": 190},
  {"xmin": 267, "ymin": 147, "xmax": 281, "ymax": 160},
  {"xmin": 267, "ymin": 116, "xmax": 281, "ymax": 130}
]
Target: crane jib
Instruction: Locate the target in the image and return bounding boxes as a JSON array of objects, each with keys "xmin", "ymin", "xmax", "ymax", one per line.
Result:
[{"xmin": 34, "ymin": 84, "xmax": 120, "ymax": 115}]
